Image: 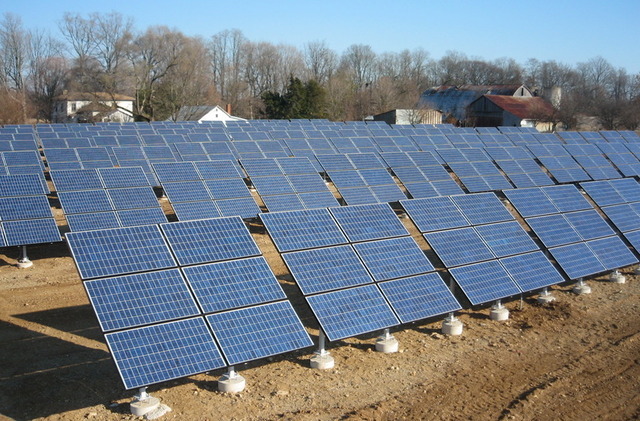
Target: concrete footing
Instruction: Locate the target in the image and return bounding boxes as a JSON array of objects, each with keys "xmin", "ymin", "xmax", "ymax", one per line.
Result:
[
  {"xmin": 310, "ymin": 352, "xmax": 334, "ymax": 370},
  {"xmin": 375, "ymin": 335, "xmax": 399, "ymax": 353},
  {"xmin": 490, "ymin": 305, "xmax": 509, "ymax": 321},
  {"xmin": 572, "ymin": 282, "xmax": 592, "ymax": 295},
  {"xmin": 441, "ymin": 317, "xmax": 464, "ymax": 336},
  {"xmin": 218, "ymin": 372, "xmax": 246, "ymax": 393}
]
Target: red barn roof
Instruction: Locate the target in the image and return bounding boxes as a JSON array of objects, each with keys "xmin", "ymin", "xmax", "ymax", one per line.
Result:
[{"xmin": 483, "ymin": 95, "xmax": 555, "ymax": 120}]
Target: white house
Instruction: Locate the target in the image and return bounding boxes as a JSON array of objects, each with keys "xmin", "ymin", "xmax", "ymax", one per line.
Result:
[
  {"xmin": 52, "ymin": 92, "xmax": 134, "ymax": 123},
  {"xmin": 174, "ymin": 105, "xmax": 246, "ymax": 123}
]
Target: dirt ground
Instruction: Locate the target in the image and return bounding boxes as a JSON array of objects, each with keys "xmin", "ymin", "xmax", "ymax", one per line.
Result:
[{"xmin": 1, "ymin": 204, "xmax": 639, "ymax": 421}]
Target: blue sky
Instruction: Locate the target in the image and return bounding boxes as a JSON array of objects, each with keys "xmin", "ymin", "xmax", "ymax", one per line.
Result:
[{"xmin": 6, "ymin": 0, "xmax": 640, "ymax": 73}]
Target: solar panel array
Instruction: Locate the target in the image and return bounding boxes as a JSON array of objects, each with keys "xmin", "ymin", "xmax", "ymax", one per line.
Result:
[
  {"xmin": 51, "ymin": 167, "xmax": 167, "ymax": 231},
  {"xmin": 0, "ymin": 174, "xmax": 61, "ymax": 247},
  {"xmin": 68, "ymin": 216, "xmax": 312, "ymax": 389},
  {"xmin": 261, "ymin": 203, "xmax": 461, "ymax": 341},
  {"xmin": 402, "ymin": 192, "xmax": 564, "ymax": 305},
  {"xmin": 504, "ymin": 184, "xmax": 638, "ymax": 279},
  {"xmin": 153, "ymin": 160, "xmax": 261, "ymax": 220}
]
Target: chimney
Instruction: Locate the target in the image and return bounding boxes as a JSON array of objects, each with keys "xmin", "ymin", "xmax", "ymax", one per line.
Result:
[{"xmin": 226, "ymin": 103, "xmax": 232, "ymax": 115}]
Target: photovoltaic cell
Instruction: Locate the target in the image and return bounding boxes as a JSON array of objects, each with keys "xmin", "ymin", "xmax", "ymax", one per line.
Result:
[
  {"xmin": 261, "ymin": 194, "xmax": 306, "ymax": 212},
  {"xmin": 541, "ymin": 185, "xmax": 592, "ymax": 213},
  {"xmin": 563, "ymin": 209, "xmax": 615, "ymax": 240},
  {"xmin": 526, "ymin": 214, "xmax": 582, "ymax": 248},
  {"xmin": 586, "ymin": 236, "xmax": 638, "ymax": 270},
  {"xmin": 84, "ymin": 268, "xmax": 199, "ymax": 332},
  {"xmin": 0, "ymin": 195, "xmax": 53, "ymax": 220},
  {"xmin": 424, "ymin": 227, "xmax": 495, "ymax": 267},
  {"xmin": 448, "ymin": 260, "xmax": 521, "ymax": 305},
  {"xmin": 117, "ymin": 208, "xmax": 167, "ymax": 227},
  {"xmin": 378, "ymin": 272, "xmax": 461, "ymax": 323},
  {"xmin": 160, "ymin": 217, "xmax": 260, "ymax": 266},
  {"xmin": 205, "ymin": 178, "xmax": 251, "ymax": 199},
  {"xmin": 171, "ymin": 201, "xmax": 222, "ymax": 221},
  {"xmin": 353, "ymin": 237, "xmax": 435, "ymax": 281},
  {"xmin": 283, "ymin": 245, "xmax": 373, "ymax": 295},
  {"xmin": 329, "ymin": 203, "xmax": 408, "ymax": 242},
  {"xmin": 451, "ymin": 193, "xmax": 514, "ymax": 225},
  {"xmin": 260, "ymin": 208, "xmax": 348, "ymax": 252},
  {"xmin": 298, "ymin": 190, "xmax": 340, "ymax": 209},
  {"xmin": 339, "ymin": 187, "xmax": 379, "ymax": 205},
  {"xmin": 98, "ymin": 167, "xmax": 150, "ymax": 188},
  {"xmin": 0, "ymin": 174, "xmax": 48, "ymax": 196},
  {"xmin": 58, "ymin": 190, "xmax": 113, "ymax": 214},
  {"xmin": 216, "ymin": 197, "xmax": 261, "ymax": 219},
  {"xmin": 601, "ymin": 204, "xmax": 640, "ymax": 233},
  {"xmin": 182, "ymin": 256, "xmax": 285, "ymax": 313},
  {"xmin": 623, "ymin": 229, "xmax": 640, "ymax": 254},
  {"xmin": 50, "ymin": 169, "xmax": 104, "ymax": 191},
  {"xmin": 549, "ymin": 242, "xmax": 605, "ymax": 279},
  {"xmin": 400, "ymin": 197, "xmax": 470, "ymax": 232},
  {"xmin": 499, "ymin": 251, "xmax": 564, "ymax": 292},
  {"xmin": 66, "ymin": 225, "xmax": 176, "ymax": 279},
  {"xmin": 66, "ymin": 212, "xmax": 121, "ymax": 232},
  {"xmin": 306, "ymin": 284, "xmax": 399, "ymax": 341},
  {"xmin": 206, "ymin": 301, "xmax": 313, "ymax": 365},
  {"xmin": 107, "ymin": 187, "xmax": 159, "ymax": 210},
  {"xmin": 105, "ymin": 317, "xmax": 226, "ymax": 390},
  {"xmin": 474, "ymin": 221, "xmax": 538, "ymax": 258},
  {"xmin": 503, "ymin": 188, "xmax": 558, "ymax": 218}
]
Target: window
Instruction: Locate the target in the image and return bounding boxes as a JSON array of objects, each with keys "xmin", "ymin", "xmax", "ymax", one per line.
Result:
[{"xmin": 71, "ymin": 103, "xmax": 76, "ymax": 112}]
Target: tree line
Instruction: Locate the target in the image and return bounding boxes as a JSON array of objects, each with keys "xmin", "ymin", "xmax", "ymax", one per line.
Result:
[{"xmin": 1, "ymin": 11, "xmax": 639, "ymax": 129}]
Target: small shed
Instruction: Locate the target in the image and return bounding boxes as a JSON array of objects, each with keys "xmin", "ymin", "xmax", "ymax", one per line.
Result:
[{"xmin": 174, "ymin": 105, "xmax": 246, "ymax": 123}]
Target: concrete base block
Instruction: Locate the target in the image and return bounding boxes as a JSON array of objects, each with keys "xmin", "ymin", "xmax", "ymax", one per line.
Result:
[
  {"xmin": 16, "ymin": 259, "xmax": 33, "ymax": 269},
  {"xmin": 573, "ymin": 283, "xmax": 592, "ymax": 295},
  {"xmin": 490, "ymin": 306, "xmax": 509, "ymax": 321},
  {"xmin": 218, "ymin": 373, "xmax": 246, "ymax": 393},
  {"xmin": 310, "ymin": 352, "xmax": 334, "ymax": 370},
  {"xmin": 130, "ymin": 396, "xmax": 161, "ymax": 417},
  {"xmin": 375, "ymin": 336, "xmax": 399, "ymax": 353},
  {"xmin": 537, "ymin": 293, "xmax": 556, "ymax": 305},
  {"xmin": 441, "ymin": 318, "xmax": 464, "ymax": 336},
  {"xmin": 610, "ymin": 272, "xmax": 626, "ymax": 284}
]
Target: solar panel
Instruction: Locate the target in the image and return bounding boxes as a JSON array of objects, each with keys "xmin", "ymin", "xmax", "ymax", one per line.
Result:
[
  {"xmin": 353, "ymin": 237, "xmax": 435, "ymax": 281},
  {"xmin": 98, "ymin": 167, "xmax": 150, "ymax": 188},
  {"xmin": 400, "ymin": 197, "xmax": 470, "ymax": 232},
  {"xmin": 105, "ymin": 317, "xmax": 226, "ymax": 390},
  {"xmin": 194, "ymin": 160, "xmax": 244, "ymax": 179},
  {"xmin": 182, "ymin": 256, "xmax": 285, "ymax": 313},
  {"xmin": 623, "ymin": 229, "xmax": 640, "ymax": 254},
  {"xmin": 587, "ymin": 236, "xmax": 638, "ymax": 270},
  {"xmin": 160, "ymin": 217, "xmax": 260, "ymax": 266},
  {"xmin": 377, "ymin": 272, "xmax": 461, "ymax": 323},
  {"xmin": 171, "ymin": 201, "xmax": 221, "ymax": 221},
  {"xmin": 369, "ymin": 184, "xmax": 407, "ymax": 203},
  {"xmin": 503, "ymin": 188, "xmax": 557, "ymax": 218},
  {"xmin": 451, "ymin": 193, "xmax": 514, "ymax": 225},
  {"xmin": 152, "ymin": 162, "xmax": 200, "ymax": 183},
  {"xmin": 283, "ymin": 245, "xmax": 373, "ymax": 295},
  {"xmin": 287, "ymin": 173, "xmax": 328, "ymax": 193},
  {"xmin": 424, "ymin": 227, "xmax": 495, "ymax": 267},
  {"xmin": 261, "ymin": 194, "xmax": 306, "ymax": 212},
  {"xmin": 600, "ymin": 204, "xmax": 639, "ymax": 233},
  {"xmin": 216, "ymin": 197, "xmax": 261, "ymax": 219},
  {"xmin": 338, "ymin": 186, "xmax": 379, "ymax": 205},
  {"xmin": 66, "ymin": 212, "xmax": 121, "ymax": 232},
  {"xmin": 117, "ymin": 208, "xmax": 167, "ymax": 227},
  {"xmin": 448, "ymin": 260, "xmax": 521, "ymax": 305},
  {"xmin": 526, "ymin": 214, "xmax": 582, "ymax": 248},
  {"xmin": 66, "ymin": 225, "xmax": 176, "ymax": 279},
  {"xmin": 499, "ymin": 251, "xmax": 564, "ymax": 292},
  {"xmin": 0, "ymin": 196, "xmax": 53, "ymax": 220},
  {"xmin": 548, "ymin": 242, "xmax": 605, "ymax": 279},
  {"xmin": 541, "ymin": 185, "xmax": 592, "ymax": 213},
  {"xmin": 306, "ymin": 284, "xmax": 399, "ymax": 342},
  {"xmin": 206, "ymin": 301, "xmax": 313, "ymax": 365},
  {"xmin": 3, "ymin": 218, "xmax": 61, "ymax": 246},
  {"xmin": 241, "ymin": 158, "xmax": 282, "ymax": 177},
  {"xmin": 260, "ymin": 208, "xmax": 348, "ymax": 252},
  {"xmin": 205, "ymin": 178, "xmax": 252, "ymax": 199},
  {"xmin": 252, "ymin": 175, "xmax": 296, "ymax": 196},
  {"xmin": 84, "ymin": 268, "xmax": 200, "ymax": 332},
  {"xmin": 57, "ymin": 190, "xmax": 114, "ymax": 214},
  {"xmin": 328, "ymin": 170, "xmax": 367, "ymax": 189},
  {"xmin": 474, "ymin": 221, "xmax": 538, "ymax": 258},
  {"xmin": 329, "ymin": 203, "xmax": 408, "ymax": 242},
  {"xmin": 50, "ymin": 169, "xmax": 104, "ymax": 191},
  {"xmin": 107, "ymin": 187, "xmax": 159, "ymax": 210},
  {"xmin": 611, "ymin": 178, "xmax": 640, "ymax": 202},
  {"xmin": 162, "ymin": 181, "xmax": 211, "ymax": 203},
  {"xmin": 0, "ymin": 174, "xmax": 48, "ymax": 196},
  {"xmin": 298, "ymin": 190, "xmax": 340, "ymax": 209},
  {"xmin": 564, "ymin": 209, "xmax": 615, "ymax": 240}
]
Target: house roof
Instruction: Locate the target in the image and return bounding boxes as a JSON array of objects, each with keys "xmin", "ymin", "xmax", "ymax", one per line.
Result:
[
  {"xmin": 482, "ymin": 95, "xmax": 555, "ymax": 120},
  {"xmin": 54, "ymin": 92, "xmax": 134, "ymax": 101},
  {"xmin": 175, "ymin": 105, "xmax": 246, "ymax": 122},
  {"xmin": 419, "ymin": 85, "xmax": 529, "ymax": 121}
]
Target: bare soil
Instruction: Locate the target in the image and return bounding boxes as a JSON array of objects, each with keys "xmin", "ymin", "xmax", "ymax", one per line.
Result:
[{"xmin": 1, "ymin": 214, "xmax": 639, "ymax": 421}]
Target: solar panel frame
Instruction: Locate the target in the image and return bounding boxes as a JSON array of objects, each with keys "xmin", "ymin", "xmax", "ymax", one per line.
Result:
[
  {"xmin": 160, "ymin": 216, "xmax": 260, "ymax": 266},
  {"xmin": 305, "ymin": 284, "xmax": 400, "ymax": 342},
  {"xmin": 84, "ymin": 268, "xmax": 200, "ymax": 332},
  {"xmin": 206, "ymin": 301, "xmax": 313, "ymax": 366},
  {"xmin": 105, "ymin": 317, "xmax": 226, "ymax": 390},
  {"xmin": 377, "ymin": 272, "xmax": 461, "ymax": 323},
  {"xmin": 448, "ymin": 260, "xmax": 522, "ymax": 305},
  {"xmin": 66, "ymin": 225, "xmax": 177, "ymax": 280},
  {"xmin": 282, "ymin": 245, "xmax": 374, "ymax": 295},
  {"xmin": 182, "ymin": 256, "xmax": 286, "ymax": 313}
]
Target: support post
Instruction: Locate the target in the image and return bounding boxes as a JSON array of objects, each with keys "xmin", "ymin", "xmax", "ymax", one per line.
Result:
[
  {"xmin": 609, "ymin": 270, "xmax": 626, "ymax": 284},
  {"xmin": 130, "ymin": 387, "xmax": 161, "ymax": 417},
  {"xmin": 537, "ymin": 287, "xmax": 556, "ymax": 304},
  {"xmin": 310, "ymin": 329, "xmax": 334, "ymax": 369},
  {"xmin": 16, "ymin": 246, "xmax": 33, "ymax": 269}
]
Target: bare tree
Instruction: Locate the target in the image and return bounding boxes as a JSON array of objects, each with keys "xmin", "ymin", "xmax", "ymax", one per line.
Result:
[
  {"xmin": 27, "ymin": 29, "xmax": 67, "ymax": 121},
  {"xmin": 209, "ymin": 29, "xmax": 246, "ymax": 104},
  {"xmin": 0, "ymin": 13, "xmax": 29, "ymax": 122},
  {"xmin": 341, "ymin": 44, "xmax": 377, "ymax": 89},
  {"xmin": 304, "ymin": 40, "xmax": 337, "ymax": 84}
]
